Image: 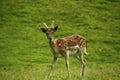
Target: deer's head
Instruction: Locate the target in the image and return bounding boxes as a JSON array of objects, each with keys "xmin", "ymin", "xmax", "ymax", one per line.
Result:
[{"xmin": 40, "ymin": 21, "xmax": 58, "ymax": 41}]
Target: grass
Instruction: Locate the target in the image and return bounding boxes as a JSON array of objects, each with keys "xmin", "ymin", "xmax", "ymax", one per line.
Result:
[{"xmin": 0, "ymin": 0, "xmax": 120, "ymax": 80}]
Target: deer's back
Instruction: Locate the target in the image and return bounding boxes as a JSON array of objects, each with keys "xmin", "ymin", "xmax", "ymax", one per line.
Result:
[{"xmin": 54, "ymin": 34, "xmax": 86, "ymax": 52}]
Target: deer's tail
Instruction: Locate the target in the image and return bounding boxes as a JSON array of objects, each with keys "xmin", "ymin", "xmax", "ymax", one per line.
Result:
[{"xmin": 84, "ymin": 41, "xmax": 88, "ymax": 55}]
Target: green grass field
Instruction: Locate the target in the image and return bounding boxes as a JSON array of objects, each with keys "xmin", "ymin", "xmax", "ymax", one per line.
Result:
[{"xmin": 0, "ymin": 0, "xmax": 120, "ymax": 80}]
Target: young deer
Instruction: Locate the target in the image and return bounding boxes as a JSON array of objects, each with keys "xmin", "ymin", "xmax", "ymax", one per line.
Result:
[{"xmin": 40, "ymin": 21, "xmax": 88, "ymax": 80}]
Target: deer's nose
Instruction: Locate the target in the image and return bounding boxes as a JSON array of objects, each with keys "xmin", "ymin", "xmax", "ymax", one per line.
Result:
[{"xmin": 48, "ymin": 37, "xmax": 52, "ymax": 40}]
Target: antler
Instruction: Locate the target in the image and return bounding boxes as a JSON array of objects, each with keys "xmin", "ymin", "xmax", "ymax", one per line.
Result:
[
  {"xmin": 51, "ymin": 21, "xmax": 54, "ymax": 28},
  {"xmin": 43, "ymin": 23, "xmax": 49, "ymax": 28}
]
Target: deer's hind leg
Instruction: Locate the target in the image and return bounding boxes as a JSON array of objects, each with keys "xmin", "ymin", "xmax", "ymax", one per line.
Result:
[
  {"xmin": 80, "ymin": 54, "xmax": 86, "ymax": 76},
  {"xmin": 76, "ymin": 48, "xmax": 86, "ymax": 76}
]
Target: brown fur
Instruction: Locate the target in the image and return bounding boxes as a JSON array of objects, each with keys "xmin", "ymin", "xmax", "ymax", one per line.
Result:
[{"xmin": 53, "ymin": 34, "xmax": 87, "ymax": 53}]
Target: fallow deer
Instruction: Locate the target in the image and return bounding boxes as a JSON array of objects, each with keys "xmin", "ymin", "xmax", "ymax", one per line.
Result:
[{"xmin": 40, "ymin": 21, "xmax": 88, "ymax": 80}]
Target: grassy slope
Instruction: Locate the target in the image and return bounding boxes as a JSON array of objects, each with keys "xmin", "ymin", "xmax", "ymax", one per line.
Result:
[{"xmin": 0, "ymin": 0, "xmax": 120, "ymax": 80}]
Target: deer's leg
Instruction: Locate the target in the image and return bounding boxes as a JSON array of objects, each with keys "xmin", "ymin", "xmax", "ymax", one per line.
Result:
[
  {"xmin": 80, "ymin": 54, "xmax": 86, "ymax": 76},
  {"xmin": 76, "ymin": 54, "xmax": 85, "ymax": 76},
  {"xmin": 77, "ymin": 47, "xmax": 86, "ymax": 76},
  {"xmin": 65, "ymin": 52, "xmax": 71, "ymax": 79},
  {"xmin": 47, "ymin": 56, "xmax": 57, "ymax": 80}
]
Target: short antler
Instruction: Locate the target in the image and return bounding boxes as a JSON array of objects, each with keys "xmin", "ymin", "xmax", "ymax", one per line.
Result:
[{"xmin": 43, "ymin": 23, "xmax": 49, "ymax": 28}]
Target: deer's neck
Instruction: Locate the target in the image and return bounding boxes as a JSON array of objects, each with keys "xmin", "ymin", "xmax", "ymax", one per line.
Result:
[
  {"xmin": 49, "ymin": 39, "xmax": 55, "ymax": 51},
  {"xmin": 49, "ymin": 39, "xmax": 63, "ymax": 57},
  {"xmin": 49, "ymin": 38, "xmax": 59, "ymax": 55}
]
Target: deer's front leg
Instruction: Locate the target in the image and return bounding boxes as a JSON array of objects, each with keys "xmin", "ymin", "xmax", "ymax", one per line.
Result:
[
  {"xmin": 65, "ymin": 51, "xmax": 71, "ymax": 79},
  {"xmin": 47, "ymin": 56, "xmax": 57, "ymax": 80}
]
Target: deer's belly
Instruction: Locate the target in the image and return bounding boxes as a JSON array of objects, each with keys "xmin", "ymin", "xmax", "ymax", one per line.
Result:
[
  {"xmin": 53, "ymin": 45, "xmax": 79, "ymax": 57},
  {"xmin": 69, "ymin": 50, "xmax": 78, "ymax": 56},
  {"xmin": 54, "ymin": 50, "xmax": 78, "ymax": 57},
  {"xmin": 68, "ymin": 45, "xmax": 79, "ymax": 56},
  {"xmin": 55, "ymin": 53, "xmax": 63, "ymax": 57}
]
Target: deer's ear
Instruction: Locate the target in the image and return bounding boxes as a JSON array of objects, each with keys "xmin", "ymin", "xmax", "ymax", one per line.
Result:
[
  {"xmin": 54, "ymin": 26, "xmax": 58, "ymax": 32},
  {"xmin": 41, "ymin": 28, "xmax": 46, "ymax": 33}
]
